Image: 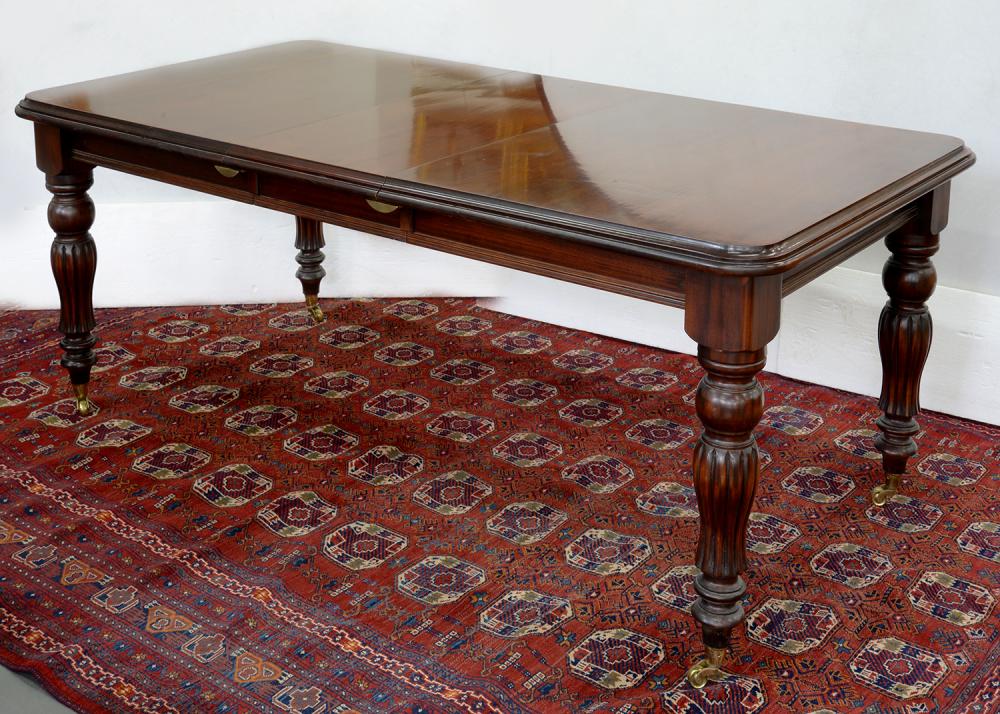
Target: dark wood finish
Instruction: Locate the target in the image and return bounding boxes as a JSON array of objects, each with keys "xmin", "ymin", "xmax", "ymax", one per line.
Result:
[
  {"xmin": 411, "ymin": 211, "xmax": 686, "ymax": 306},
  {"xmin": 32, "ymin": 124, "xmax": 100, "ymax": 414},
  {"xmin": 15, "ymin": 42, "xmax": 974, "ymax": 675},
  {"xmin": 872, "ymin": 186, "xmax": 947, "ymax": 505},
  {"xmin": 73, "ymin": 132, "xmax": 257, "ymax": 200},
  {"xmin": 47, "ymin": 171, "xmax": 98, "ymax": 414},
  {"xmin": 295, "ymin": 216, "xmax": 327, "ymax": 322},
  {"xmin": 262, "ymin": 175, "xmax": 398, "ymax": 228},
  {"xmin": 15, "ymin": 42, "xmax": 974, "ymax": 274},
  {"xmin": 683, "ymin": 274, "xmax": 780, "ymax": 677},
  {"xmin": 690, "ymin": 346, "xmax": 765, "ymax": 634}
]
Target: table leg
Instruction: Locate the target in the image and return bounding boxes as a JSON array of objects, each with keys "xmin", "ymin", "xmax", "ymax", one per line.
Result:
[
  {"xmin": 295, "ymin": 217, "xmax": 326, "ymax": 323},
  {"xmin": 872, "ymin": 193, "xmax": 943, "ymax": 505},
  {"xmin": 686, "ymin": 346, "xmax": 765, "ymax": 687},
  {"xmin": 682, "ymin": 273, "xmax": 780, "ymax": 687},
  {"xmin": 47, "ymin": 169, "xmax": 97, "ymax": 415}
]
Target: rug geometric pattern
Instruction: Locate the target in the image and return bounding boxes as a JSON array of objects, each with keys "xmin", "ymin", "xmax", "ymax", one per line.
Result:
[{"xmin": 0, "ymin": 299, "xmax": 997, "ymax": 713}]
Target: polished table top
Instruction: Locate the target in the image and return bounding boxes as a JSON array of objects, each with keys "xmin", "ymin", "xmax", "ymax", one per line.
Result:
[{"xmin": 20, "ymin": 41, "xmax": 973, "ymax": 264}]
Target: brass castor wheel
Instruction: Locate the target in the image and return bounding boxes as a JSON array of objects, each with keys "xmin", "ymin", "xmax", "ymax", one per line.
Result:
[
  {"xmin": 305, "ymin": 295, "xmax": 325, "ymax": 323},
  {"xmin": 685, "ymin": 646, "xmax": 728, "ymax": 689},
  {"xmin": 73, "ymin": 383, "xmax": 91, "ymax": 416},
  {"xmin": 871, "ymin": 473, "xmax": 901, "ymax": 506}
]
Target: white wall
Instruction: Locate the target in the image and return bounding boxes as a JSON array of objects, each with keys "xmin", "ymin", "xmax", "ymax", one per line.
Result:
[{"xmin": 2, "ymin": 1, "xmax": 998, "ymax": 423}]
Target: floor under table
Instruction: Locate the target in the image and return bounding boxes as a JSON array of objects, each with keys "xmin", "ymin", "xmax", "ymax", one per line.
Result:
[{"xmin": 0, "ymin": 299, "xmax": 996, "ymax": 713}]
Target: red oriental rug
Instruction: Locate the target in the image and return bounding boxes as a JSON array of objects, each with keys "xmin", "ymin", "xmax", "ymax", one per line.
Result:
[{"xmin": 0, "ymin": 298, "xmax": 997, "ymax": 714}]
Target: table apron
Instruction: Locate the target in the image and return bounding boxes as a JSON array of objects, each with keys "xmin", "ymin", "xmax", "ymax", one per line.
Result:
[
  {"xmin": 68, "ymin": 134, "xmax": 690, "ymax": 307},
  {"xmin": 67, "ymin": 130, "xmax": 926, "ymax": 309}
]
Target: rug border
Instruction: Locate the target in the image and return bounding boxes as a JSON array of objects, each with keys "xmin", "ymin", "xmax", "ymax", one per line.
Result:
[{"xmin": 0, "ymin": 647, "xmax": 108, "ymax": 714}]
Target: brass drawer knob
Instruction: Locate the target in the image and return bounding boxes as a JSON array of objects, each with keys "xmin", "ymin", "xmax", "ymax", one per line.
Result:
[
  {"xmin": 366, "ymin": 199, "xmax": 399, "ymax": 214},
  {"xmin": 214, "ymin": 165, "xmax": 241, "ymax": 178}
]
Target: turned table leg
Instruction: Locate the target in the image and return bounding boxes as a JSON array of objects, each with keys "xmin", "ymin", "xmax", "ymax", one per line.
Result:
[
  {"xmin": 47, "ymin": 169, "xmax": 98, "ymax": 415},
  {"xmin": 682, "ymin": 273, "xmax": 780, "ymax": 687},
  {"xmin": 872, "ymin": 188, "xmax": 947, "ymax": 505},
  {"xmin": 687, "ymin": 346, "xmax": 766, "ymax": 686},
  {"xmin": 295, "ymin": 217, "xmax": 326, "ymax": 323}
]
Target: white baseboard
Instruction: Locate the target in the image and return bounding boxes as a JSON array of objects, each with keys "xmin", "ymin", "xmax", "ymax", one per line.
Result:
[
  {"xmin": 1, "ymin": 201, "xmax": 506, "ymax": 309},
  {"xmin": 485, "ymin": 269, "xmax": 1000, "ymax": 426},
  {"xmin": 4, "ymin": 200, "xmax": 998, "ymax": 425}
]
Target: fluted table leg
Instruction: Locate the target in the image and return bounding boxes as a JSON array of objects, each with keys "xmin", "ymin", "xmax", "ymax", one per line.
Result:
[
  {"xmin": 687, "ymin": 346, "xmax": 766, "ymax": 687},
  {"xmin": 295, "ymin": 217, "xmax": 326, "ymax": 323},
  {"xmin": 47, "ymin": 169, "xmax": 97, "ymax": 415},
  {"xmin": 873, "ymin": 187, "xmax": 948, "ymax": 505},
  {"xmin": 682, "ymin": 273, "xmax": 780, "ymax": 687}
]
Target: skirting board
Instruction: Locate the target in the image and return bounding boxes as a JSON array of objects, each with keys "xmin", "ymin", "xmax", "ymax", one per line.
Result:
[
  {"xmin": 0, "ymin": 201, "xmax": 508, "ymax": 309},
  {"xmin": 3, "ymin": 200, "xmax": 998, "ymax": 425},
  {"xmin": 484, "ymin": 269, "xmax": 1000, "ymax": 427}
]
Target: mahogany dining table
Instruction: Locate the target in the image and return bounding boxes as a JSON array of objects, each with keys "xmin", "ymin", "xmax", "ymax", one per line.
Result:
[{"xmin": 15, "ymin": 41, "xmax": 974, "ymax": 687}]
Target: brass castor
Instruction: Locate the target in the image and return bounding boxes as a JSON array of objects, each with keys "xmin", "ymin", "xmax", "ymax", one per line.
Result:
[
  {"xmin": 685, "ymin": 646, "xmax": 727, "ymax": 689},
  {"xmin": 871, "ymin": 473, "xmax": 901, "ymax": 506},
  {"xmin": 305, "ymin": 295, "xmax": 325, "ymax": 323},
  {"xmin": 73, "ymin": 383, "xmax": 91, "ymax": 416}
]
